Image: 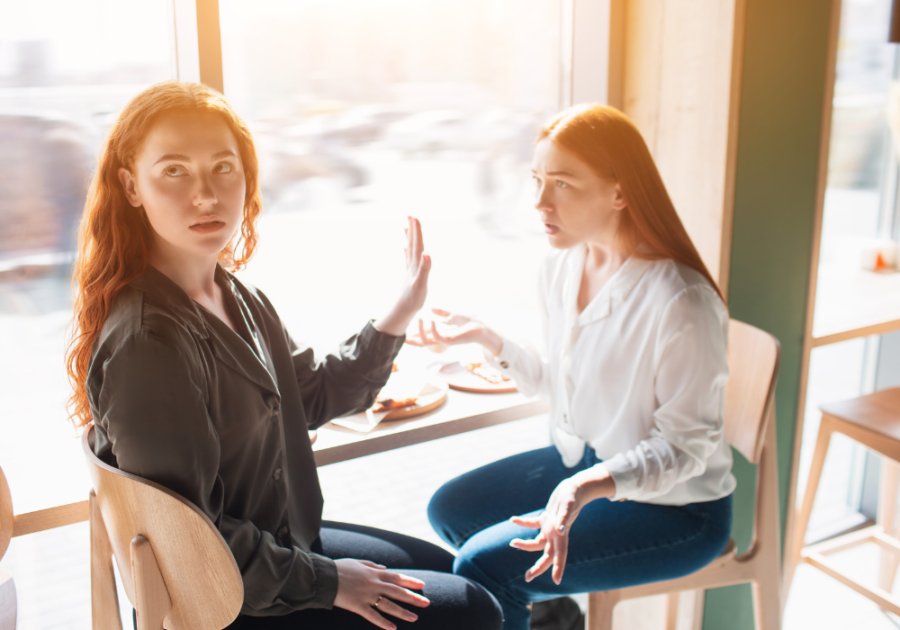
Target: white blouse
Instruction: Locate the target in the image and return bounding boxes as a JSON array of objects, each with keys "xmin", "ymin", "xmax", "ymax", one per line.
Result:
[{"xmin": 491, "ymin": 245, "xmax": 736, "ymax": 505}]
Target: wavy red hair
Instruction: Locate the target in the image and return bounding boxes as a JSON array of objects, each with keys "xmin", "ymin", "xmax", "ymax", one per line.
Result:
[
  {"xmin": 66, "ymin": 81, "xmax": 263, "ymax": 429},
  {"xmin": 538, "ymin": 104, "xmax": 724, "ymax": 302}
]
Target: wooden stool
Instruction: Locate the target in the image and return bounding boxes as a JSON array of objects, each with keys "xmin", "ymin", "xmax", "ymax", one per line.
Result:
[{"xmin": 788, "ymin": 387, "xmax": 900, "ymax": 614}]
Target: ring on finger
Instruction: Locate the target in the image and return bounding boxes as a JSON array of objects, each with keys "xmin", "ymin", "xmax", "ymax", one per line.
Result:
[{"xmin": 373, "ymin": 596, "xmax": 383, "ymax": 609}]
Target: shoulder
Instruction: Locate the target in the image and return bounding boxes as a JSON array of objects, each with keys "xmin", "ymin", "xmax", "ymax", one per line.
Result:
[
  {"xmin": 640, "ymin": 260, "xmax": 723, "ymax": 310},
  {"xmin": 92, "ymin": 285, "xmax": 203, "ymax": 376},
  {"xmin": 638, "ymin": 260, "xmax": 728, "ymax": 338}
]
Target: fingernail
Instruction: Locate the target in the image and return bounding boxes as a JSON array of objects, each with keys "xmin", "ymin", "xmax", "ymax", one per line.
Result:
[{"xmin": 409, "ymin": 614, "xmax": 418, "ymax": 621}]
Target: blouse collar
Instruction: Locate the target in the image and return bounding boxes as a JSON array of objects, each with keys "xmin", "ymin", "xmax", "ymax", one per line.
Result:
[{"xmin": 566, "ymin": 245, "xmax": 654, "ymax": 328}]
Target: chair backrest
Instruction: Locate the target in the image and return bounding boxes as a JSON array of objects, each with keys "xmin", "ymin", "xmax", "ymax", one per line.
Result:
[
  {"xmin": 0, "ymin": 466, "xmax": 16, "ymax": 630},
  {"xmin": 724, "ymin": 319, "xmax": 781, "ymax": 465},
  {"xmin": 82, "ymin": 426, "xmax": 243, "ymax": 630},
  {"xmin": 0, "ymin": 466, "xmax": 11, "ymax": 563}
]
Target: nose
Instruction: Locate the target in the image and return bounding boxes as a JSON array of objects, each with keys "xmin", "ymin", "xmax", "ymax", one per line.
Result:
[
  {"xmin": 534, "ymin": 181, "xmax": 553, "ymax": 213},
  {"xmin": 193, "ymin": 173, "xmax": 218, "ymax": 207}
]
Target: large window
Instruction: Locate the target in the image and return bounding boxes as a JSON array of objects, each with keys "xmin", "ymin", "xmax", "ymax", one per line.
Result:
[
  {"xmin": 800, "ymin": 0, "xmax": 900, "ymax": 540},
  {"xmin": 0, "ymin": 0, "xmax": 173, "ymax": 511},
  {"xmin": 219, "ymin": 0, "xmax": 561, "ymax": 357}
]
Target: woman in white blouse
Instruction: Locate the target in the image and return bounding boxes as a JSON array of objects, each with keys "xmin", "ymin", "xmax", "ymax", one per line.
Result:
[{"xmin": 415, "ymin": 104, "xmax": 735, "ymax": 630}]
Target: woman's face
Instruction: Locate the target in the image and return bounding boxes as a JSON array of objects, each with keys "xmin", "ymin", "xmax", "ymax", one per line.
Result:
[
  {"xmin": 118, "ymin": 111, "xmax": 246, "ymax": 264},
  {"xmin": 531, "ymin": 138, "xmax": 626, "ymax": 250}
]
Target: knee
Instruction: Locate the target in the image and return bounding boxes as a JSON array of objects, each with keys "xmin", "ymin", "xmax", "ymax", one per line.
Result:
[{"xmin": 427, "ymin": 478, "xmax": 469, "ymax": 548}]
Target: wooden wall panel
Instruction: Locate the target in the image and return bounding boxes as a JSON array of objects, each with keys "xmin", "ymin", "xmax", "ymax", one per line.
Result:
[{"xmin": 621, "ymin": 0, "xmax": 745, "ymax": 299}]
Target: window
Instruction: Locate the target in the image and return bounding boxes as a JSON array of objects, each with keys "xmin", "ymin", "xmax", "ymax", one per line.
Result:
[
  {"xmin": 800, "ymin": 0, "xmax": 900, "ymax": 540},
  {"xmin": 219, "ymin": 0, "xmax": 562, "ymax": 357},
  {"xmin": 0, "ymin": 0, "xmax": 173, "ymax": 512}
]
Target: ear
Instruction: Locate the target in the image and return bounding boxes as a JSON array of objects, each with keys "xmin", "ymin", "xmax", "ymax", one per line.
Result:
[
  {"xmin": 611, "ymin": 182, "xmax": 627, "ymax": 211},
  {"xmin": 118, "ymin": 167, "xmax": 142, "ymax": 208}
]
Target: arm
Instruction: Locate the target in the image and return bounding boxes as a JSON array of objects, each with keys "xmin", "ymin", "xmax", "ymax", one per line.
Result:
[
  {"xmin": 95, "ymin": 332, "xmax": 339, "ymax": 613},
  {"xmin": 285, "ymin": 216, "xmax": 430, "ymax": 429},
  {"xmin": 602, "ymin": 284, "xmax": 730, "ymax": 501}
]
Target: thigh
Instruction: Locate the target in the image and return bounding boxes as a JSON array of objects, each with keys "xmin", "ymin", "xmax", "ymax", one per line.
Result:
[
  {"xmin": 428, "ymin": 446, "xmax": 581, "ymax": 549},
  {"xmin": 228, "ymin": 569, "xmax": 502, "ymax": 630},
  {"xmin": 455, "ymin": 494, "xmax": 733, "ymax": 602},
  {"xmin": 317, "ymin": 521, "xmax": 454, "ymax": 573}
]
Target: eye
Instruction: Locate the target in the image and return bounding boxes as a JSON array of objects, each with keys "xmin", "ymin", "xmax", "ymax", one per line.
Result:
[
  {"xmin": 555, "ymin": 180, "xmax": 568, "ymax": 189},
  {"xmin": 533, "ymin": 175, "xmax": 541, "ymax": 187},
  {"xmin": 214, "ymin": 162, "xmax": 234, "ymax": 174},
  {"xmin": 164, "ymin": 165, "xmax": 187, "ymax": 177}
]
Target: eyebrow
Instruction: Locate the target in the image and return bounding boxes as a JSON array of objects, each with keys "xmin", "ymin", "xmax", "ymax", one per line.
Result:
[
  {"xmin": 532, "ymin": 169, "xmax": 576, "ymax": 177},
  {"xmin": 153, "ymin": 149, "xmax": 237, "ymax": 166}
]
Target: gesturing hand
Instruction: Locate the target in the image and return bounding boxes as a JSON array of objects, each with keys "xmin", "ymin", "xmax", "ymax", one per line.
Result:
[
  {"xmin": 373, "ymin": 217, "xmax": 432, "ymax": 338},
  {"xmin": 406, "ymin": 308, "xmax": 503, "ymax": 356},
  {"xmin": 333, "ymin": 558, "xmax": 430, "ymax": 630},
  {"xmin": 509, "ymin": 477, "xmax": 584, "ymax": 586}
]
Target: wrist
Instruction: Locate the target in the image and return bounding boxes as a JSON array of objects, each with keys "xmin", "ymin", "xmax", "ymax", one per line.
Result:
[
  {"xmin": 373, "ymin": 306, "xmax": 412, "ymax": 338},
  {"xmin": 477, "ymin": 326, "xmax": 503, "ymax": 357},
  {"xmin": 571, "ymin": 466, "xmax": 616, "ymax": 503}
]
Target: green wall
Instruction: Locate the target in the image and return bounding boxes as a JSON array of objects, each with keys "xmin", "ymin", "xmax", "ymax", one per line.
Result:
[{"xmin": 703, "ymin": 1, "xmax": 834, "ymax": 628}]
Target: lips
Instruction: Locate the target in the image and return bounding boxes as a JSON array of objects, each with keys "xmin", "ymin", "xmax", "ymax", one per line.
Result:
[
  {"xmin": 543, "ymin": 223, "xmax": 560, "ymax": 235},
  {"xmin": 190, "ymin": 217, "xmax": 225, "ymax": 234}
]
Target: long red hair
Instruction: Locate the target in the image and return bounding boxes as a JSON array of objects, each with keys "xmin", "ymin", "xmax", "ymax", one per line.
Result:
[
  {"xmin": 66, "ymin": 81, "xmax": 263, "ymax": 429},
  {"xmin": 538, "ymin": 104, "xmax": 724, "ymax": 302}
]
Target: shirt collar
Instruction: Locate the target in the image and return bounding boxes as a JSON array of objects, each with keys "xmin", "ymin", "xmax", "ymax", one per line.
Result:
[
  {"xmin": 567, "ymin": 245, "xmax": 655, "ymax": 327},
  {"xmin": 129, "ymin": 264, "xmax": 210, "ymax": 339}
]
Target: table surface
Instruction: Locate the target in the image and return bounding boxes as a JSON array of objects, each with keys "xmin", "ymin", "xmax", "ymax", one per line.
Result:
[{"xmin": 313, "ymin": 389, "xmax": 548, "ymax": 466}]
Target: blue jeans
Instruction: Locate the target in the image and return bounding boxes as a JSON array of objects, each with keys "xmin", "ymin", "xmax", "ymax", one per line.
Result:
[{"xmin": 427, "ymin": 446, "xmax": 732, "ymax": 630}]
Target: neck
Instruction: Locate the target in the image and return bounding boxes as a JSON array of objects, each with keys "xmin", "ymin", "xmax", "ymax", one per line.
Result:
[
  {"xmin": 583, "ymin": 232, "xmax": 630, "ymax": 274},
  {"xmin": 148, "ymin": 238, "xmax": 220, "ymax": 302}
]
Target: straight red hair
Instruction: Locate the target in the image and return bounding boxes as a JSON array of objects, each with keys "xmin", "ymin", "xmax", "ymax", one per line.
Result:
[
  {"xmin": 538, "ymin": 104, "xmax": 724, "ymax": 302},
  {"xmin": 66, "ymin": 81, "xmax": 263, "ymax": 429}
]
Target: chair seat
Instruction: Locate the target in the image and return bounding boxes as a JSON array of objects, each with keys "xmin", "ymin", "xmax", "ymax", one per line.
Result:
[{"xmin": 819, "ymin": 387, "xmax": 900, "ymax": 441}]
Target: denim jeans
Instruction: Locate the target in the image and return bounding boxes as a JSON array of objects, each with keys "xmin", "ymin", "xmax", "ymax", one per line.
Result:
[{"xmin": 427, "ymin": 446, "xmax": 732, "ymax": 630}]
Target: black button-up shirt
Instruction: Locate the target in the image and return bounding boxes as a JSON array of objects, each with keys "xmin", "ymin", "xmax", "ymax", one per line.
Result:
[{"xmin": 88, "ymin": 264, "xmax": 403, "ymax": 616}]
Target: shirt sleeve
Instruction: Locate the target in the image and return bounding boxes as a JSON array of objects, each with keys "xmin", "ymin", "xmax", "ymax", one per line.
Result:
[
  {"xmin": 602, "ymin": 285, "xmax": 730, "ymax": 502},
  {"xmin": 286, "ymin": 320, "xmax": 405, "ymax": 430},
  {"xmin": 483, "ymin": 259, "xmax": 552, "ymax": 399},
  {"xmin": 95, "ymin": 331, "xmax": 339, "ymax": 613}
]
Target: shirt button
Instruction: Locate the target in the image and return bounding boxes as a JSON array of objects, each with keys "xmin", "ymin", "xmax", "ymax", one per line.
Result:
[
  {"xmin": 273, "ymin": 468, "xmax": 283, "ymax": 481},
  {"xmin": 270, "ymin": 407, "xmax": 279, "ymax": 421},
  {"xmin": 277, "ymin": 525, "xmax": 289, "ymax": 540},
  {"xmin": 499, "ymin": 360, "xmax": 509, "ymax": 369}
]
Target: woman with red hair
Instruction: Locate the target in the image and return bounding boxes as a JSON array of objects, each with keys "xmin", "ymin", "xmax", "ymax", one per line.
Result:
[
  {"xmin": 67, "ymin": 81, "xmax": 502, "ymax": 630},
  {"xmin": 417, "ymin": 104, "xmax": 735, "ymax": 630}
]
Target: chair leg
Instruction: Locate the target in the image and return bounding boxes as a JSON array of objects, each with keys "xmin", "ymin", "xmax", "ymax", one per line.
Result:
[
  {"xmin": 90, "ymin": 492, "xmax": 123, "ymax": 630},
  {"xmin": 879, "ymin": 458, "xmax": 900, "ymax": 595},
  {"xmin": 752, "ymin": 576, "xmax": 782, "ymax": 630},
  {"xmin": 131, "ymin": 536, "xmax": 171, "ymax": 630},
  {"xmin": 586, "ymin": 591, "xmax": 619, "ymax": 630},
  {"xmin": 786, "ymin": 419, "xmax": 833, "ymax": 592},
  {"xmin": 664, "ymin": 592, "xmax": 679, "ymax": 630}
]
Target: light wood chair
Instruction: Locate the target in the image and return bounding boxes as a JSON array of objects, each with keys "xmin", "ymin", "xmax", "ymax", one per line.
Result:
[
  {"xmin": 787, "ymin": 387, "xmax": 900, "ymax": 615},
  {"xmin": 586, "ymin": 319, "xmax": 783, "ymax": 630},
  {"xmin": 0, "ymin": 465, "xmax": 16, "ymax": 630},
  {"xmin": 83, "ymin": 426, "xmax": 243, "ymax": 630}
]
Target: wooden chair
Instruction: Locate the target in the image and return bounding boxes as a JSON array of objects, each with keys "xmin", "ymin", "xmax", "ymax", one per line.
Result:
[
  {"xmin": 787, "ymin": 387, "xmax": 900, "ymax": 615},
  {"xmin": 82, "ymin": 426, "xmax": 243, "ymax": 630},
  {"xmin": 586, "ymin": 319, "xmax": 783, "ymax": 630},
  {"xmin": 0, "ymin": 465, "xmax": 16, "ymax": 630}
]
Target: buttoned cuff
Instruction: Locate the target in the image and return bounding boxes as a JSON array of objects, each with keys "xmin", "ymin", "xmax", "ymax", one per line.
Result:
[
  {"xmin": 482, "ymin": 336, "xmax": 514, "ymax": 372},
  {"xmin": 310, "ymin": 554, "xmax": 339, "ymax": 609},
  {"xmin": 602, "ymin": 452, "xmax": 641, "ymax": 502}
]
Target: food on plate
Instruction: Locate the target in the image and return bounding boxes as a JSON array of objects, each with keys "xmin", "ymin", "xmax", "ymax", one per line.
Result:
[
  {"xmin": 372, "ymin": 396, "xmax": 418, "ymax": 413},
  {"xmin": 465, "ymin": 362, "xmax": 511, "ymax": 385},
  {"xmin": 391, "ymin": 363, "xmax": 400, "ymax": 372}
]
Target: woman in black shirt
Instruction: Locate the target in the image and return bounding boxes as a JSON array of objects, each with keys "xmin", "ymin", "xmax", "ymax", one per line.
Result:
[{"xmin": 67, "ymin": 81, "xmax": 501, "ymax": 630}]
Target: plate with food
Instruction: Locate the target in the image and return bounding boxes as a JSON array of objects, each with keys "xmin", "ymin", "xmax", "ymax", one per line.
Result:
[
  {"xmin": 439, "ymin": 361, "xmax": 517, "ymax": 393},
  {"xmin": 330, "ymin": 370, "xmax": 448, "ymax": 432}
]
